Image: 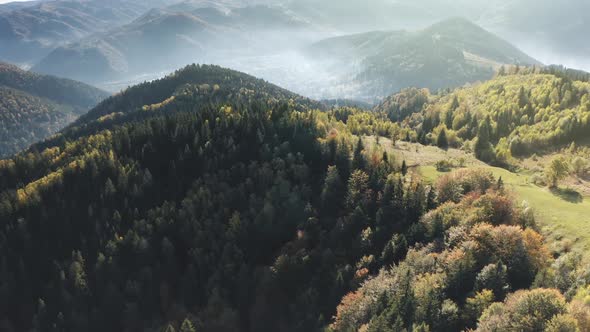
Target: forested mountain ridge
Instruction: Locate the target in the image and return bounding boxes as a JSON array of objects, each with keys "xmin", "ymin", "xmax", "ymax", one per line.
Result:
[
  {"xmin": 0, "ymin": 0, "xmax": 177, "ymax": 65},
  {"xmin": 0, "ymin": 87, "xmax": 66, "ymax": 158},
  {"xmin": 31, "ymin": 4, "xmax": 312, "ymax": 85},
  {"xmin": 30, "ymin": 64, "xmax": 323, "ymax": 154},
  {"xmin": 1, "ymin": 64, "xmax": 589, "ymax": 332},
  {"xmin": 0, "ymin": 62, "xmax": 108, "ymax": 110},
  {"xmin": 307, "ymin": 18, "xmax": 540, "ymax": 101},
  {"xmin": 377, "ymin": 66, "xmax": 590, "ymax": 165},
  {"xmin": 288, "ymin": 0, "xmax": 590, "ymax": 72},
  {"xmin": 0, "ymin": 62, "xmax": 108, "ymax": 157}
]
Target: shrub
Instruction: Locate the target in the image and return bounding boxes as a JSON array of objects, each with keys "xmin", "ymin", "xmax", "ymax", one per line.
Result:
[
  {"xmin": 436, "ymin": 169, "xmax": 495, "ymax": 203},
  {"xmin": 477, "ymin": 288, "xmax": 568, "ymax": 332},
  {"xmin": 571, "ymin": 157, "xmax": 589, "ymax": 177},
  {"xmin": 435, "ymin": 160, "xmax": 453, "ymax": 172},
  {"xmin": 544, "ymin": 314, "xmax": 579, "ymax": 332},
  {"xmin": 531, "ymin": 173, "xmax": 547, "ymax": 186}
]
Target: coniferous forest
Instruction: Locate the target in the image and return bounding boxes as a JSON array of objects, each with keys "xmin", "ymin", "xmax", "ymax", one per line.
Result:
[
  {"xmin": 0, "ymin": 63, "xmax": 107, "ymax": 157},
  {"xmin": 0, "ymin": 64, "xmax": 589, "ymax": 332},
  {"xmin": 2, "ymin": 1, "xmax": 590, "ymax": 332}
]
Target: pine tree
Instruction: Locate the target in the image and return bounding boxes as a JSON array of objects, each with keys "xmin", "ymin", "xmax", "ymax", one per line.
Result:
[
  {"xmin": 436, "ymin": 128, "xmax": 449, "ymax": 150},
  {"xmin": 401, "ymin": 160, "xmax": 408, "ymax": 176},
  {"xmin": 496, "ymin": 177, "xmax": 504, "ymax": 191},
  {"xmin": 426, "ymin": 187, "xmax": 437, "ymax": 210},
  {"xmin": 352, "ymin": 137, "xmax": 366, "ymax": 170},
  {"xmin": 474, "ymin": 118, "xmax": 495, "ymax": 162},
  {"xmin": 446, "ymin": 96, "xmax": 459, "ymax": 129},
  {"xmin": 335, "ymin": 140, "xmax": 351, "ymax": 180},
  {"xmin": 180, "ymin": 319, "xmax": 196, "ymax": 332},
  {"xmin": 321, "ymin": 166, "xmax": 344, "ymax": 213},
  {"xmin": 163, "ymin": 324, "xmax": 177, "ymax": 332}
]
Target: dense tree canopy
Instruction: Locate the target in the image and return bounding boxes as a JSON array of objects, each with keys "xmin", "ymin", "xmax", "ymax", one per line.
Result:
[
  {"xmin": 0, "ymin": 62, "xmax": 107, "ymax": 157},
  {"xmin": 374, "ymin": 68, "xmax": 590, "ymax": 165},
  {"xmin": 1, "ymin": 64, "xmax": 589, "ymax": 332}
]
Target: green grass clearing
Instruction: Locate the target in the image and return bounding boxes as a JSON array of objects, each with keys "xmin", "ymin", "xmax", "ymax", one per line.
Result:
[
  {"xmin": 364, "ymin": 136, "xmax": 590, "ymax": 253},
  {"xmin": 419, "ymin": 165, "xmax": 590, "ymax": 253}
]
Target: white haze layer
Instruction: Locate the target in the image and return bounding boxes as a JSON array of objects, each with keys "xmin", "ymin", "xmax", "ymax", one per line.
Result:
[{"xmin": 95, "ymin": 0, "xmax": 590, "ymax": 103}]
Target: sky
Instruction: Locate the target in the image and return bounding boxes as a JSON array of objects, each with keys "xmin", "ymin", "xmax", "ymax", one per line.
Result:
[{"xmin": 0, "ymin": 0, "xmax": 32, "ymax": 3}]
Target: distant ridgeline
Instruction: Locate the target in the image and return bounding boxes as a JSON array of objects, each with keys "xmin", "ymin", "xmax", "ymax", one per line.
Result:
[
  {"xmin": 307, "ymin": 18, "xmax": 540, "ymax": 101},
  {"xmin": 0, "ymin": 64, "xmax": 589, "ymax": 332},
  {"xmin": 30, "ymin": 4, "xmax": 311, "ymax": 85},
  {"xmin": 0, "ymin": 62, "xmax": 108, "ymax": 157},
  {"xmin": 0, "ymin": 0, "xmax": 177, "ymax": 64},
  {"xmin": 374, "ymin": 65, "xmax": 590, "ymax": 165}
]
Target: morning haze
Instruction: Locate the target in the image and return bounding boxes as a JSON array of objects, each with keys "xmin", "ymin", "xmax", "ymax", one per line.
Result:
[{"xmin": 1, "ymin": 1, "xmax": 590, "ymax": 331}]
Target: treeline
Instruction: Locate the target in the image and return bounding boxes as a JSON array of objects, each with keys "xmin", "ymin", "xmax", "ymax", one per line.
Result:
[{"xmin": 376, "ymin": 69, "xmax": 590, "ymax": 165}]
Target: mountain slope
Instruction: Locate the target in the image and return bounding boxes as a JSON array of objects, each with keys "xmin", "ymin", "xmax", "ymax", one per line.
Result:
[
  {"xmin": 0, "ymin": 62, "xmax": 481, "ymax": 331},
  {"xmin": 28, "ymin": 64, "xmax": 322, "ymax": 153},
  {"xmin": 0, "ymin": 64, "xmax": 581, "ymax": 332},
  {"xmin": 32, "ymin": 4, "xmax": 311, "ymax": 86},
  {"xmin": 286, "ymin": 0, "xmax": 590, "ymax": 71},
  {"xmin": 374, "ymin": 66, "xmax": 590, "ymax": 165},
  {"xmin": 307, "ymin": 18, "xmax": 540, "ymax": 102},
  {"xmin": 0, "ymin": 62, "xmax": 108, "ymax": 157},
  {"xmin": 0, "ymin": 64, "xmax": 402, "ymax": 331},
  {"xmin": 0, "ymin": 0, "xmax": 176, "ymax": 65}
]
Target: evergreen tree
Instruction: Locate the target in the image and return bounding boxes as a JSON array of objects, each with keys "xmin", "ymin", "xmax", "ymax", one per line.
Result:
[
  {"xmin": 180, "ymin": 319, "xmax": 196, "ymax": 332},
  {"xmin": 436, "ymin": 128, "xmax": 449, "ymax": 150},
  {"xmin": 474, "ymin": 117, "xmax": 495, "ymax": 162},
  {"xmin": 352, "ymin": 137, "xmax": 366, "ymax": 170},
  {"xmin": 496, "ymin": 176, "xmax": 504, "ymax": 191},
  {"xmin": 401, "ymin": 160, "xmax": 408, "ymax": 176},
  {"xmin": 321, "ymin": 166, "xmax": 344, "ymax": 213},
  {"xmin": 163, "ymin": 324, "xmax": 177, "ymax": 332},
  {"xmin": 446, "ymin": 96, "xmax": 459, "ymax": 129}
]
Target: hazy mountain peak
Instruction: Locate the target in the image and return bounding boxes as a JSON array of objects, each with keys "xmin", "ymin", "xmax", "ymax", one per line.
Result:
[{"xmin": 425, "ymin": 16, "xmax": 482, "ymax": 30}]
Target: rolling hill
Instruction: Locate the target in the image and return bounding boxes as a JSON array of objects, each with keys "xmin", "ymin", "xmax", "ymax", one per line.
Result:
[
  {"xmin": 306, "ymin": 18, "xmax": 540, "ymax": 102},
  {"xmin": 0, "ymin": 62, "xmax": 108, "ymax": 157},
  {"xmin": 375, "ymin": 66, "xmax": 590, "ymax": 164}
]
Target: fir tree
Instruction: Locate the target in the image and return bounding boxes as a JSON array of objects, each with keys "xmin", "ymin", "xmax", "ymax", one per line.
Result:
[{"xmin": 436, "ymin": 128, "xmax": 449, "ymax": 150}]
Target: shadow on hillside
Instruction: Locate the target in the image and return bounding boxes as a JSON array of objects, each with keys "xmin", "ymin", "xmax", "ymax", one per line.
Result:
[{"xmin": 550, "ymin": 187, "xmax": 584, "ymax": 203}]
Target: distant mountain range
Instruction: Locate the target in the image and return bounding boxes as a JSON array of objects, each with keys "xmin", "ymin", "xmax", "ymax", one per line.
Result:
[
  {"xmin": 296, "ymin": 0, "xmax": 590, "ymax": 70},
  {"xmin": 30, "ymin": 14, "xmax": 539, "ymax": 102},
  {"xmin": 0, "ymin": 62, "xmax": 108, "ymax": 157},
  {"xmin": 306, "ymin": 18, "xmax": 540, "ymax": 101},
  {"xmin": 31, "ymin": 3, "xmax": 312, "ymax": 86},
  {"xmin": 0, "ymin": 0, "xmax": 177, "ymax": 65},
  {"xmin": 1, "ymin": 0, "xmax": 587, "ymax": 101},
  {"xmin": 1, "ymin": 0, "xmax": 588, "ymax": 71}
]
